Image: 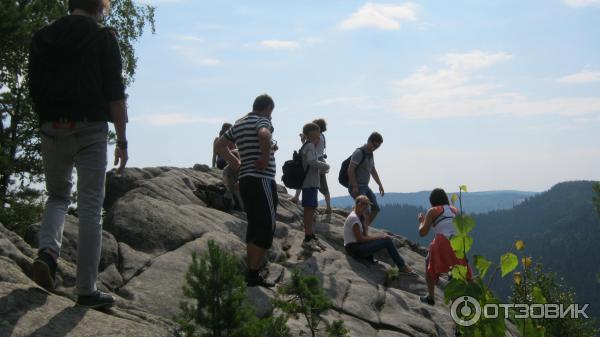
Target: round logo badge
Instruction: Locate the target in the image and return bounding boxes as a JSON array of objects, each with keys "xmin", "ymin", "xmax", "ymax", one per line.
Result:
[{"xmin": 451, "ymin": 296, "xmax": 482, "ymax": 326}]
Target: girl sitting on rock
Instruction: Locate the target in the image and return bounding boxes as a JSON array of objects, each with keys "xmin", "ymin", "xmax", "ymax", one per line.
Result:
[
  {"xmin": 344, "ymin": 195, "xmax": 417, "ymax": 276},
  {"xmin": 418, "ymin": 188, "xmax": 472, "ymax": 306}
]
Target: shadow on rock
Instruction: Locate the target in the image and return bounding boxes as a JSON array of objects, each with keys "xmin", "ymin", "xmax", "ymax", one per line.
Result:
[{"xmin": 0, "ymin": 287, "xmax": 48, "ymax": 336}]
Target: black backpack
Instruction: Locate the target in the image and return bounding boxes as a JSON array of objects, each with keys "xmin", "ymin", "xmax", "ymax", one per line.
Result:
[
  {"xmin": 281, "ymin": 143, "xmax": 310, "ymax": 189},
  {"xmin": 338, "ymin": 148, "xmax": 367, "ymax": 188}
]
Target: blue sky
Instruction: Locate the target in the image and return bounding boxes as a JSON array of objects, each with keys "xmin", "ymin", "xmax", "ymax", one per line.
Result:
[{"xmin": 120, "ymin": 0, "xmax": 600, "ymax": 197}]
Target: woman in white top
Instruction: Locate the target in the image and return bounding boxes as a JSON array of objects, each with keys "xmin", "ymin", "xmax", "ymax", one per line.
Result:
[
  {"xmin": 417, "ymin": 188, "xmax": 470, "ymax": 306},
  {"xmin": 344, "ymin": 195, "xmax": 416, "ymax": 275}
]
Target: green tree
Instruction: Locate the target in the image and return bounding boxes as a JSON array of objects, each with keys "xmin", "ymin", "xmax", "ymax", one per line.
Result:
[
  {"xmin": 0, "ymin": 0, "xmax": 155, "ymax": 232},
  {"xmin": 275, "ymin": 269, "xmax": 343, "ymax": 337},
  {"xmin": 593, "ymin": 182, "xmax": 600, "ymax": 216},
  {"xmin": 177, "ymin": 240, "xmax": 291, "ymax": 337},
  {"xmin": 178, "ymin": 241, "xmax": 256, "ymax": 337},
  {"xmin": 511, "ymin": 262, "xmax": 598, "ymax": 337}
]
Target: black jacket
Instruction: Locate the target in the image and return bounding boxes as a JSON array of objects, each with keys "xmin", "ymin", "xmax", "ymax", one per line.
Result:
[{"xmin": 28, "ymin": 15, "xmax": 126, "ymax": 123}]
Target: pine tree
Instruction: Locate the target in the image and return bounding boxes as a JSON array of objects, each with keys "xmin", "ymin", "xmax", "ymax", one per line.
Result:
[{"xmin": 275, "ymin": 269, "xmax": 345, "ymax": 337}]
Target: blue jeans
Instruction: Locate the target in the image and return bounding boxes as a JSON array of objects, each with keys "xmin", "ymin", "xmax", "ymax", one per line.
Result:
[
  {"xmin": 38, "ymin": 121, "xmax": 108, "ymax": 295},
  {"xmin": 345, "ymin": 238, "xmax": 406, "ymax": 269},
  {"xmin": 348, "ymin": 184, "xmax": 380, "ymax": 212}
]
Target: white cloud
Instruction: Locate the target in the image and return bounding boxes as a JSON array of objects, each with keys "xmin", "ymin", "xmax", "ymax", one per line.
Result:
[
  {"xmin": 176, "ymin": 35, "xmax": 204, "ymax": 43},
  {"xmin": 260, "ymin": 40, "xmax": 300, "ymax": 50},
  {"xmin": 557, "ymin": 70, "xmax": 600, "ymax": 84},
  {"xmin": 172, "ymin": 45, "xmax": 222, "ymax": 66},
  {"xmin": 440, "ymin": 50, "xmax": 512, "ymax": 71},
  {"xmin": 563, "ymin": 0, "xmax": 600, "ymax": 7},
  {"xmin": 339, "ymin": 2, "xmax": 418, "ymax": 31},
  {"xmin": 388, "ymin": 50, "xmax": 600, "ymax": 119},
  {"xmin": 134, "ymin": 113, "xmax": 223, "ymax": 126}
]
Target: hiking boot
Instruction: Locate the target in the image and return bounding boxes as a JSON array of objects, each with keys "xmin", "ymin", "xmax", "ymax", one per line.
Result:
[
  {"xmin": 246, "ymin": 274, "xmax": 275, "ymax": 288},
  {"xmin": 301, "ymin": 239, "xmax": 321, "ymax": 251},
  {"xmin": 77, "ymin": 290, "xmax": 116, "ymax": 309},
  {"xmin": 32, "ymin": 250, "xmax": 57, "ymax": 291},
  {"xmin": 420, "ymin": 295, "xmax": 435, "ymax": 306}
]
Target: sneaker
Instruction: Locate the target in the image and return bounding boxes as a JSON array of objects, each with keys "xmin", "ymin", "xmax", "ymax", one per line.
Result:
[
  {"xmin": 301, "ymin": 239, "xmax": 321, "ymax": 251},
  {"xmin": 32, "ymin": 250, "xmax": 57, "ymax": 291},
  {"xmin": 77, "ymin": 290, "xmax": 116, "ymax": 309},
  {"xmin": 398, "ymin": 268, "xmax": 420, "ymax": 278},
  {"xmin": 420, "ymin": 295, "xmax": 435, "ymax": 306},
  {"xmin": 246, "ymin": 274, "xmax": 275, "ymax": 288}
]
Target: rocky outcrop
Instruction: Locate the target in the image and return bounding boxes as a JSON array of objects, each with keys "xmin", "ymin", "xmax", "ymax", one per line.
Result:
[{"xmin": 0, "ymin": 166, "xmax": 518, "ymax": 337}]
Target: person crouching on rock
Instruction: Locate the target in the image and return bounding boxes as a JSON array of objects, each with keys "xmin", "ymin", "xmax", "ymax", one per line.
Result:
[
  {"xmin": 344, "ymin": 195, "xmax": 417, "ymax": 276},
  {"xmin": 417, "ymin": 188, "xmax": 472, "ymax": 306}
]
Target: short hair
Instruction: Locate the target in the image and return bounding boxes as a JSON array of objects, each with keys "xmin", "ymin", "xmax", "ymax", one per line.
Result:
[
  {"xmin": 252, "ymin": 94, "xmax": 274, "ymax": 112},
  {"xmin": 219, "ymin": 123, "xmax": 232, "ymax": 136},
  {"xmin": 68, "ymin": 0, "xmax": 109, "ymax": 14},
  {"xmin": 312, "ymin": 118, "xmax": 327, "ymax": 132},
  {"xmin": 302, "ymin": 122, "xmax": 320, "ymax": 136},
  {"xmin": 429, "ymin": 188, "xmax": 450, "ymax": 207},
  {"xmin": 368, "ymin": 132, "xmax": 383, "ymax": 144}
]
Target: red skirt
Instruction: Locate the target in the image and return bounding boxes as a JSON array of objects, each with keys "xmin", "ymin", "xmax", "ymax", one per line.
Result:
[{"xmin": 427, "ymin": 234, "xmax": 472, "ymax": 281}]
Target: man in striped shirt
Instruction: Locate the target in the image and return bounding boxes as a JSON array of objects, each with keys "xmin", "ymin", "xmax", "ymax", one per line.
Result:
[{"xmin": 215, "ymin": 94, "xmax": 277, "ymax": 287}]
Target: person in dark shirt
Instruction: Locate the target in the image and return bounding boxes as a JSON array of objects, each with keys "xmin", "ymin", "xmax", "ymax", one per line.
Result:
[{"xmin": 28, "ymin": 0, "xmax": 128, "ymax": 309}]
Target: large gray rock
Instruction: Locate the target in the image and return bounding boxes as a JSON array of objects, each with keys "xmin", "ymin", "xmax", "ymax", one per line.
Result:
[
  {"xmin": 25, "ymin": 215, "xmax": 119, "ymax": 272},
  {"xmin": 0, "ymin": 167, "xmax": 522, "ymax": 337}
]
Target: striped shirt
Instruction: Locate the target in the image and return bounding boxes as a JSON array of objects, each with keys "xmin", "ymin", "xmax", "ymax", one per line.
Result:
[{"xmin": 224, "ymin": 112, "xmax": 276, "ymax": 180}]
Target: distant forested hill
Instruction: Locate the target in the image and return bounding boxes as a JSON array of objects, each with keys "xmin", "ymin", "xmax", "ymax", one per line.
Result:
[
  {"xmin": 373, "ymin": 181, "xmax": 600, "ymax": 322},
  {"xmin": 328, "ymin": 190, "xmax": 536, "ymax": 214}
]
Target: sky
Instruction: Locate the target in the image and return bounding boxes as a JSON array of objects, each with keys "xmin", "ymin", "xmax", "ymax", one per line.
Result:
[{"xmin": 118, "ymin": 0, "xmax": 600, "ymax": 197}]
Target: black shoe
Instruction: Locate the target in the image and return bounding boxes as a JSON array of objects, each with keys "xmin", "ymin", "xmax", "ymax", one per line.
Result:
[
  {"xmin": 32, "ymin": 250, "xmax": 57, "ymax": 291},
  {"xmin": 246, "ymin": 274, "xmax": 275, "ymax": 288},
  {"xmin": 420, "ymin": 295, "xmax": 435, "ymax": 306},
  {"xmin": 77, "ymin": 291, "xmax": 116, "ymax": 309}
]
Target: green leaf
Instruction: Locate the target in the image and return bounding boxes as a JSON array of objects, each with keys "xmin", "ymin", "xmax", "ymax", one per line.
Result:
[
  {"xmin": 459, "ymin": 185, "xmax": 468, "ymax": 192},
  {"xmin": 532, "ymin": 286, "xmax": 547, "ymax": 304},
  {"xmin": 474, "ymin": 255, "xmax": 492, "ymax": 279},
  {"xmin": 451, "ymin": 194, "xmax": 458, "ymax": 205},
  {"xmin": 515, "ymin": 240, "xmax": 525, "ymax": 250},
  {"xmin": 597, "ymin": 272, "xmax": 600, "ymax": 284},
  {"xmin": 451, "ymin": 265, "xmax": 469, "ymax": 281},
  {"xmin": 453, "ymin": 215, "xmax": 476, "ymax": 235},
  {"xmin": 451, "ymin": 235, "xmax": 473, "ymax": 259},
  {"xmin": 516, "ymin": 318, "xmax": 545, "ymax": 337},
  {"xmin": 500, "ymin": 253, "xmax": 519, "ymax": 277}
]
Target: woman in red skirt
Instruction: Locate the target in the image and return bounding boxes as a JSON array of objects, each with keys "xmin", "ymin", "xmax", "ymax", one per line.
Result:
[{"xmin": 418, "ymin": 188, "xmax": 471, "ymax": 305}]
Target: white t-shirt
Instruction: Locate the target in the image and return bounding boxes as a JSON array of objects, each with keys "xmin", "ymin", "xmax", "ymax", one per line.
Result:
[
  {"xmin": 343, "ymin": 211, "xmax": 365, "ymax": 246},
  {"xmin": 315, "ymin": 133, "xmax": 326, "ymax": 160}
]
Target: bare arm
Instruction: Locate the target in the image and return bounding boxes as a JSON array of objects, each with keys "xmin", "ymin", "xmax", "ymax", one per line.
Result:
[
  {"xmin": 215, "ymin": 136, "xmax": 240, "ymax": 170},
  {"xmin": 305, "ymin": 146, "xmax": 330, "ymax": 172},
  {"xmin": 348, "ymin": 162, "xmax": 359, "ymax": 196},
  {"xmin": 110, "ymin": 99, "xmax": 128, "ymax": 174},
  {"xmin": 212, "ymin": 137, "xmax": 218, "ymax": 167},
  {"xmin": 371, "ymin": 166, "xmax": 384, "ymax": 196},
  {"xmin": 418, "ymin": 208, "xmax": 437, "ymax": 237},
  {"xmin": 352, "ymin": 223, "xmax": 385, "ymax": 242},
  {"xmin": 255, "ymin": 127, "xmax": 272, "ymax": 169}
]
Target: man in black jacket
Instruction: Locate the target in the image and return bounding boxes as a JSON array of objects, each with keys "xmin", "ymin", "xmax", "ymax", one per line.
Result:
[{"xmin": 28, "ymin": 0, "xmax": 128, "ymax": 309}]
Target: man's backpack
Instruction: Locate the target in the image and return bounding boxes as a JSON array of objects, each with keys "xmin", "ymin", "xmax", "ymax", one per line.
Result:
[
  {"xmin": 338, "ymin": 148, "xmax": 367, "ymax": 188},
  {"xmin": 281, "ymin": 143, "xmax": 310, "ymax": 189}
]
